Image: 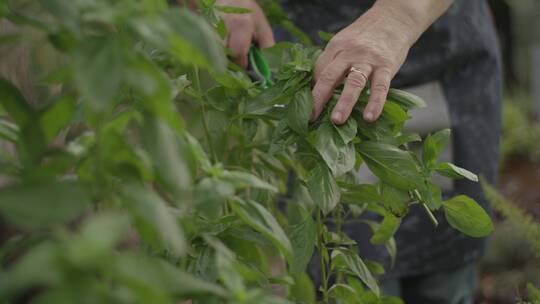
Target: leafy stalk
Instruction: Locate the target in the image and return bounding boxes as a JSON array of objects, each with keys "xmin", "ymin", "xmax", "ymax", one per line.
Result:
[
  {"xmin": 193, "ymin": 66, "xmax": 218, "ymax": 163},
  {"xmin": 316, "ymin": 208, "xmax": 329, "ymax": 302}
]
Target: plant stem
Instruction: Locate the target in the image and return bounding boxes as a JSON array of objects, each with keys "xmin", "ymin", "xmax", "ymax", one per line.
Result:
[
  {"xmin": 316, "ymin": 208, "xmax": 329, "ymax": 302},
  {"xmin": 193, "ymin": 66, "xmax": 218, "ymax": 163},
  {"xmin": 422, "ymin": 203, "xmax": 439, "ymax": 227},
  {"xmin": 333, "ymin": 205, "xmax": 344, "ymax": 284},
  {"xmin": 413, "ymin": 189, "xmax": 439, "ymax": 227}
]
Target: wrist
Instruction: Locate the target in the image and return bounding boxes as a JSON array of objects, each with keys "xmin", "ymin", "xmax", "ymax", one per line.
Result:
[
  {"xmin": 357, "ymin": 5, "xmax": 420, "ymax": 48},
  {"xmin": 367, "ymin": 0, "xmax": 453, "ymax": 45}
]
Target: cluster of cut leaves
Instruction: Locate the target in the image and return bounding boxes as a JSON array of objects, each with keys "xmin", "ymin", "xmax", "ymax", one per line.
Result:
[{"xmin": 0, "ymin": 1, "xmax": 493, "ymax": 304}]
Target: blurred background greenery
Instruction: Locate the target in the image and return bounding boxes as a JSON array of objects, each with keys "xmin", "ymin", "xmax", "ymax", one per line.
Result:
[{"xmin": 477, "ymin": 1, "xmax": 540, "ymax": 303}]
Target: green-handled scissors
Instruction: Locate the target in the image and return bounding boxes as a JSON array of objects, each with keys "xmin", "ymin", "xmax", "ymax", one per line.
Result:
[{"xmin": 247, "ymin": 46, "xmax": 274, "ymax": 88}]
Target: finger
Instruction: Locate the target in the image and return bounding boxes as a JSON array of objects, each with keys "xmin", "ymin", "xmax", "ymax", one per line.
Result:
[
  {"xmin": 228, "ymin": 28, "xmax": 253, "ymax": 68},
  {"xmin": 311, "ymin": 59, "xmax": 349, "ymax": 121},
  {"xmin": 255, "ymin": 18, "xmax": 275, "ymax": 48},
  {"xmin": 364, "ymin": 67, "xmax": 392, "ymax": 122},
  {"xmin": 331, "ymin": 64, "xmax": 372, "ymax": 125},
  {"xmin": 313, "ymin": 45, "xmax": 339, "ymax": 82}
]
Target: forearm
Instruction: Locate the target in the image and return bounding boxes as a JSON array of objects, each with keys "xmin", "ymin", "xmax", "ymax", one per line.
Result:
[{"xmin": 369, "ymin": 0, "xmax": 454, "ymax": 44}]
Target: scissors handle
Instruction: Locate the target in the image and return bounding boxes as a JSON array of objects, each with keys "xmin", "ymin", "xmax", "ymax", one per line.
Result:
[{"xmin": 247, "ymin": 46, "xmax": 274, "ymax": 88}]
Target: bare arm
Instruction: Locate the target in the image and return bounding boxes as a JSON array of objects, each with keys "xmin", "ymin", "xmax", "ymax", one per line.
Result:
[{"xmin": 312, "ymin": 0, "xmax": 454, "ymax": 124}]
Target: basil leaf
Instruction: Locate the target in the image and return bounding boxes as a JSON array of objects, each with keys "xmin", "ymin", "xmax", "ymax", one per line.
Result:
[
  {"xmin": 331, "ymin": 249, "xmax": 379, "ymax": 296},
  {"xmin": 123, "ymin": 185, "xmax": 186, "ymax": 257},
  {"xmin": 288, "ymin": 212, "xmax": 316, "ymax": 276},
  {"xmin": 395, "ymin": 133, "xmax": 421, "ymax": 146},
  {"xmin": 418, "ymin": 181, "xmax": 443, "ymax": 210},
  {"xmin": 358, "ymin": 141, "xmax": 423, "ymax": 190},
  {"xmin": 423, "ymin": 129, "xmax": 451, "ymax": 168},
  {"xmin": 328, "ymin": 283, "xmax": 358, "ymax": 303},
  {"xmin": 0, "ymin": 182, "xmax": 90, "ymax": 229},
  {"xmin": 230, "ymin": 198, "xmax": 293, "ymax": 263},
  {"xmin": 220, "ymin": 170, "xmax": 278, "ymax": 192},
  {"xmin": 214, "ymin": 5, "xmax": 251, "ymax": 14},
  {"xmin": 435, "ymin": 162, "xmax": 478, "ymax": 182},
  {"xmin": 309, "ymin": 122, "xmax": 355, "ymax": 176},
  {"xmin": 370, "ymin": 213, "xmax": 401, "ymax": 245},
  {"xmin": 308, "ymin": 164, "xmax": 341, "ymax": 215},
  {"xmin": 443, "ymin": 195, "xmax": 493, "ymax": 237},
  {"xmin": 333, "ymin": 117, "xmax": 357, "ymax": 145},
  {"xmin": 381, "ymin": 101, "xmax": 408, "ymax": 125},
  {"xmin": 286, "ymin": 86, "xmax": 313, "ymax": 135},
  {"xmin": 387, "ymin": 88, "xmax": 426, "ymax": 110},
  {"xmin": 340, "ymin": 183, "xmax": 381, "ymax": 206},
  {"xmin": 380, "ymin": 183, "xmax": 410, "ymax": 217},
  {"xmin": 0, "ymin": 77, "xmax": 34, "ymax": 127}
]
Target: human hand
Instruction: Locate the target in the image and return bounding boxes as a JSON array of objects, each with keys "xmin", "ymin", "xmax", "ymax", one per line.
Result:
[
  {"xmin": 311, "ymin": 6, "xmax": 418, "ymax": 124},
  {"xmin": 217, "ymin": 0, "xmax": 275, "ymax": 68}
]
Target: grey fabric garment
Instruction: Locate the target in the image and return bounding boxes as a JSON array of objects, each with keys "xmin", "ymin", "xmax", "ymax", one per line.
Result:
[
  {"xmin": 380, "ymin": 263, "xmax": 477, "ymax": 304},
  {"xmin": 277, "ymin": 0, "xmax": 502, "ymax": 278}
]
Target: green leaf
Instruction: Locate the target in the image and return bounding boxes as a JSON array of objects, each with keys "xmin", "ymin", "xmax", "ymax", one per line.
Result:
[
  {"xmin": 288, "ymin": 272, "xmax": 316, "ymax": 303},
  {"xmin": 365, "ymin": 260, "xmax": 386, "ymax": 275},
  {"xmin": 422, "ymin": 129, "xmax": 451, "ymax": 168},
  {"xmin": 382, "ymin": 296, "xmax": 405, "ymax": 304},
  {"xmin": 0, "ymin": 118, "xmax": 19, "ymax": 142},
  {"xmin": 230, "ymin": 198, "xmax": 293, "ymax": 263},
  {"xmin": 419, "ymin": 181, "xmax": 443, "ymax": 210},
  {"xmin": 308, "ymin": 164, "xmax": 341, "ymax": 215},
  {"xmin": 0, "ymin": 182, "xmax": 90, "ymax": 229},
  {"xmin": 362, "ymin": 220, "xmax": 398, "ymax": 267},
  {"xmin": 435, "ymin": 162, "xmax": 478, "ymax": 182},
  {"xmin": 64, "ymin": 212, "xmax": 130, "ymax": 268},
  {"xmin": 0, "ymin": 77, "xmax": 34, "ymax": 126},
  {"xmin": 186, "ymin": 133, "xmax": 212, "ymax": 171},
  {"xmin": 381, "ymin": 101, "xmax": 408, "ymax": 124},
  {"xmin": 331, "ymin": 249, "xmax": 379, "ymax": 297},
  {"xmin": 333, "ymin": 117, "xmax": 357, "ymax": 145},
  {"xmin": 0, "ymin": 242, "xmax": 61, "ymax": 299},
  {"xmin": 73, "ymin": 37, "xmax": 124, "ymax": 110},
  {"xmin": 370, "ymin": 213, "xmax": 400, "ymax": 245},
  {"xmin": 220, "ymin": 170, "xmax": 278, "ymax": 192},
  {"xmin": 527, "ymin": 283, "xmax": 540, "ymax": 301},
  {"xmin": 39, "ymin": 95, "xmax": 75, "ymax": 142},
  {"xmin": 194, "ymin": 177, "xmax": 234, "ymax": 219},
  {"xmin": 141, "ymin": 117, "xmax": 192, "ymax": 200},
  {"xmin": 286, "ymin": 86, "xmax": 312, "ymax": 135},
  {"xmin": 380, "ymin": 183, "xmax": 410, "ymax": 216},
  {"xmin": 214, "ymin": 5, "xmax": 251, "ymax": 14},
  {"xmin": 328, "ymin": 283, "xmax": 359, "ymax": 303},
  {"xmin": 396, "ymin": 133, "xmax": 421, "ymax": 146},
  {"xmin": 169, "ymin": 9, "xmax": 227, "ymax": 71},
  {"xmin": 317, "ymin": 31, "xmax": 334, "ymax": 43},
  {"xmin": 387, "ymin": 88, "xmax": 426, "ymax": 109},
  {"xmin": 358, "ymin": 141, "xmax": 423, "ymax": 190},
  {"xmin": 442, "ymin": 195, "xmax": 493, "ymax": 237},
  {"xmin": 340, "ymin": 183, "xmax": 381, "ymax": 206},
  {"xmin": 122, "ymin": 185, "xmax": 186, "ymax": 257},
  {"xmin": 288, "ymin": 210, "xmax": 316, "ymax": 276},
  {"xmin": 111, "ymin": 253, "xmax": 228, "ymax": 298},
  {"xmin": 309, "ymin": 122, "xmax": 355, "ymax": 176}
]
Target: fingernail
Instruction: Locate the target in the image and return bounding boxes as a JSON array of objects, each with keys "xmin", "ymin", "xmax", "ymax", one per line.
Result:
[
  {"xmin": 364, "ymin": 111, "xmax": 374, "ymax": 121},
  {"xmin": 332, "ymin": 111, "xmax": 342, "ymax": 123}
]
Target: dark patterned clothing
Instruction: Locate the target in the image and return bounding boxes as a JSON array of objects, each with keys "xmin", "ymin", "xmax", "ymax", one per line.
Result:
[{"xmin": 278, "ymin": 0, "xmax": 502, "ymax": 278}]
